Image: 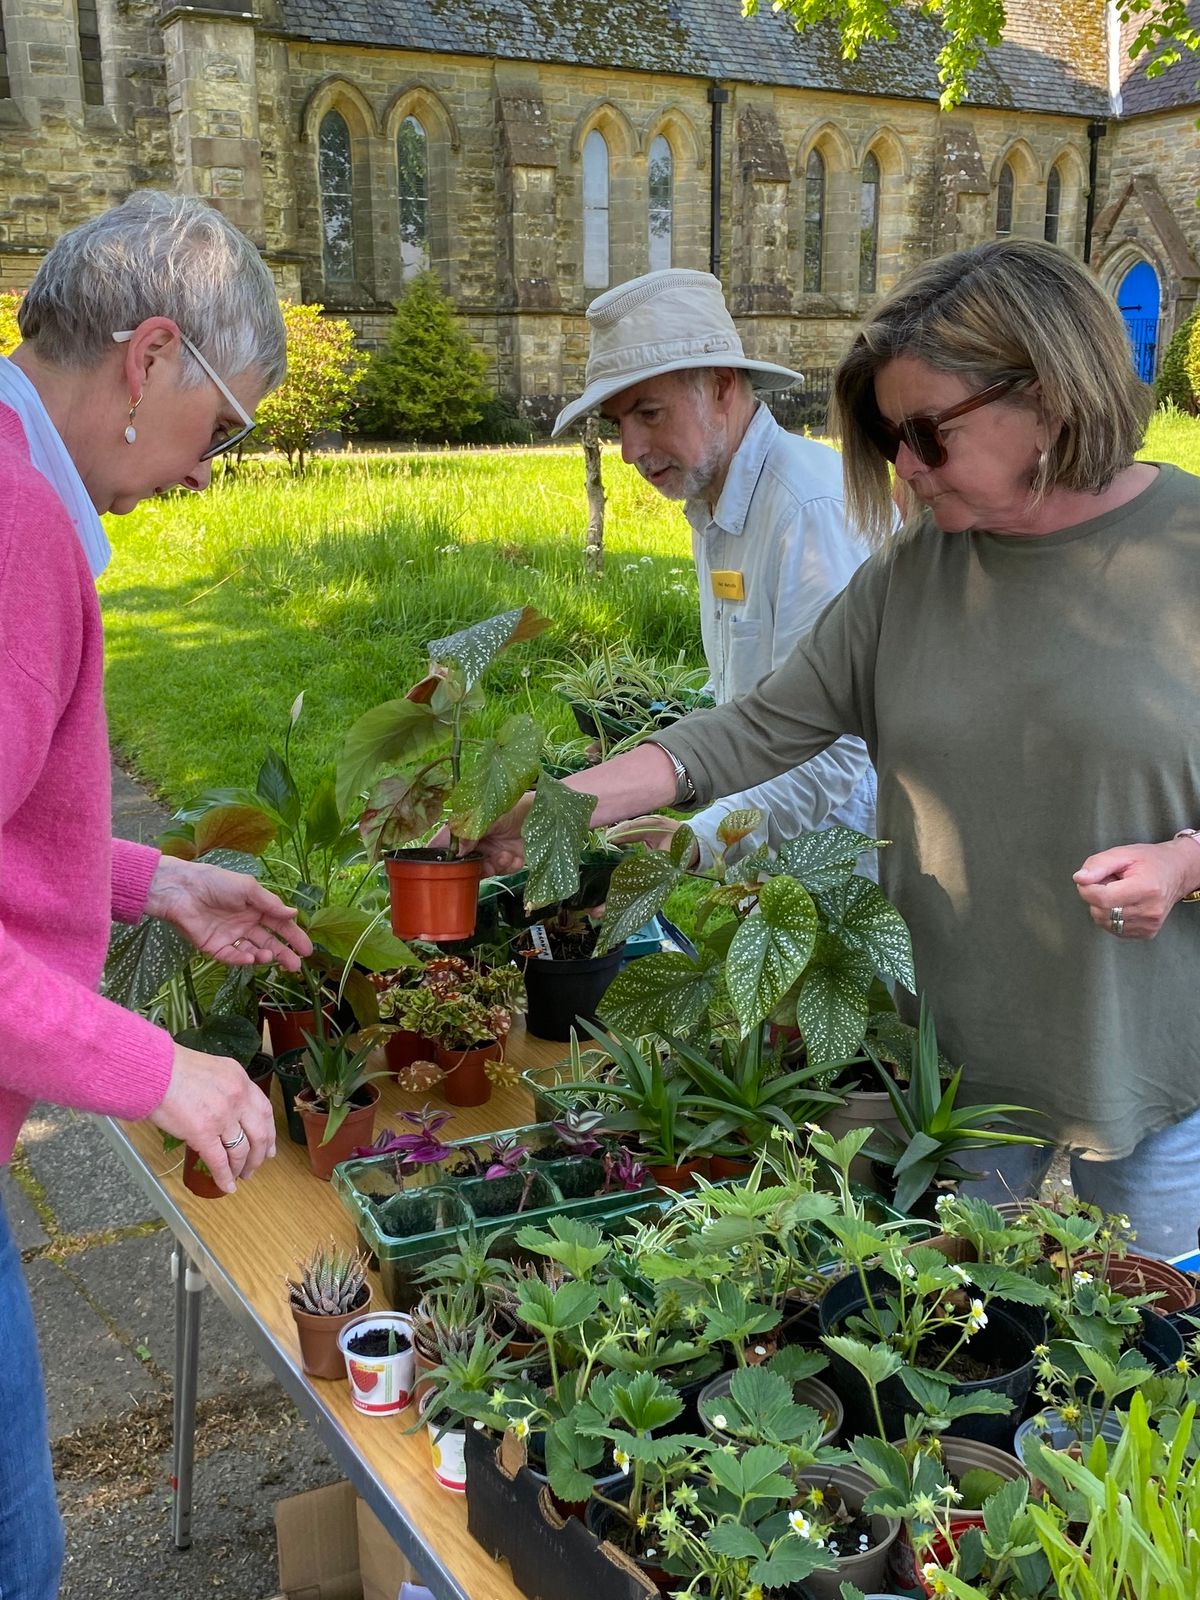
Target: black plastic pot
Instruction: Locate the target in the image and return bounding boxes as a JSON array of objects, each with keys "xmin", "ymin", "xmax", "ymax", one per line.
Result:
[
  {"xmin": 273, "ymin": 1048, "xmax": 309, "ymax": 1146},
  {"xmin": 1137, "ymin": 1305, "xmax": 1185, "ymax": 1370},
  {"xmin": 819, "ymin": 1268, "xmax": 1046, "ymax": 1449},
  {"xmin": 519, "ymin": 941, "xmax": 626, "ymax": 1042}
]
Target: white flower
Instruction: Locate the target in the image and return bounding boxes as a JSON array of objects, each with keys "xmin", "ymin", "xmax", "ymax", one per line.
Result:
[
  {"xmin": 614, "ymin": 1448, "xmax": 631, "ymax": 1474},
  {"xmin": 966, "ymin": 1298, "xmax": 988, "ymax": 1334},
  {"xmin": 788, "ymin": 1510, "xmax": 811, "ymax": 1537},
  {"xmin": 1073, "ymin": 1270, "xmax": 1094, "ymax": 1287},
  {"xmin": 950, "ymin": 1265, "xmax": 972, "ymax": 1284},
  {"xmin": 623, "ymin": 562, "xmax": 637, "ymax": 571},
  {"xmin": 710, "ymin": 1413, "xmax": 728, "ymax": 1430},
  {"xmin": 935, "ymin": 1193, "xmax": 952, "ymax": 1212},
  {"xmin": 904, "ymin": 1263, "xmax": 917, "ymax": 1279},
  {"xmin": 512, "ymin": 1417, "xmax": 530, "ymax": 1439}
]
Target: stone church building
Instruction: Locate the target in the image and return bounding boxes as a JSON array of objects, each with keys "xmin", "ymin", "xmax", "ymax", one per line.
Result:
[{"xmin": 0, "ymin": 0, "xmax": 1196, "ymax": 420}]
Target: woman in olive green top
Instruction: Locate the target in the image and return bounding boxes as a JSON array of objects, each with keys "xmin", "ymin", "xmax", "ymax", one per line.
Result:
[{"xmin": 479, "ymin": 240, "xmax": 1200, "ymax": 1257}]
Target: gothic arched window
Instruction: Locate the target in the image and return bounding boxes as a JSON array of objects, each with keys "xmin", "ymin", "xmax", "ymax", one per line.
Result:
[
  {"xmin": 648, "ymin": 135, "xmax": 673, "ymax": 271},
  {"xmin": 1044, "ymin": 166, "xmax": 1062, "ymax": 244},
  {"xmin": 319, "ymin": 110, "xmax": 355, "ymax": 283},
  {"xmin": 398, "ymin": 115, "xmax": 429, "ymax": 277},
  {"xmin": 583, "ymin": 130, "xmax": 610, "ymax": 289},
  {"xmin": 859, "ymin": 151, "xmax": 881, "ymax": 296},
  {"xmin": 804, "ymin": 149, "xmax": 825, "ymax": 293},
  {"xmin": 996, "ymin": 161, "xmax": 1015, "ymax": 238}
]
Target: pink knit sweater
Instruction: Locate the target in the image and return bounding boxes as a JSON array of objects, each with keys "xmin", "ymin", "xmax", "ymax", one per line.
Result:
[{"xmin": 0, "ymin": 403, "xmax": 173, "ymax": 1162}]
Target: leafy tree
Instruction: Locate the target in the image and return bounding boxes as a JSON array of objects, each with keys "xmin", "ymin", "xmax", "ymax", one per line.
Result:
[
  {"xmin": 1156, "ymin": 311, "xmax": 1199, "ymax": 412},
  {"xmin": 750, "ymin": 0, "xmax": 1198, "ymax": 111},
  {"xmin": 359, "ymin": 272, "xmax": 490, "ymax": 443},
  {"xmin": 0, "ymin": 292, "xmax": 23, "ymax": 357},
  {"xmin": 254, "ymin": 300, "xmax": 367, "ymax": 473}
]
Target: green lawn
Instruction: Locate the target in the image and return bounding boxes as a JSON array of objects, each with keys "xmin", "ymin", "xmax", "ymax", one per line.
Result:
[{"xmin": 101, "ymin": 409, "xmax": 1200, "ymax": 815}]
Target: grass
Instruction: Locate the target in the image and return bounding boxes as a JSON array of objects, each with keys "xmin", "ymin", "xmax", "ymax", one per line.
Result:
[
  {"xmin": 100, "ymin": 446, "xmax": 699, "ymax": 807},
  {"xmin": 101, "ymin": 408, "xmax": 1200, "ymax": 817}
]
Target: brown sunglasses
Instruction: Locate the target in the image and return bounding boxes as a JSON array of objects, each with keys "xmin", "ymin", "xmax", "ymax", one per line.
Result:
[{"xmin": 868, "ymin": 379, "xmax": 1018, "ymax": 469}]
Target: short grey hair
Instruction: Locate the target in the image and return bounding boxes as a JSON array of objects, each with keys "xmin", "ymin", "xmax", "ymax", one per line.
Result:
[{"xmin": 18, "ymin": 190, "xmax": 286, "ymax": 390}]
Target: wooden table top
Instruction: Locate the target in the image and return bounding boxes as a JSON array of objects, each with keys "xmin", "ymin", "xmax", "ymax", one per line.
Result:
[{"xmin": 108, "ymin": 1022, "xmax": 572, "ymax": 1600}]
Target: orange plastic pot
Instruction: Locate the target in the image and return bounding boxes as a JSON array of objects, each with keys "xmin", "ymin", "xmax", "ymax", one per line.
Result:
[
  {"xmin": 385, "ymin": 849, "xmax": 483, "ymax": 942},
  {"xmin": 434, "ymin": 1041, "xmax": 499, "ymax": 1107},
  {"xmin": 385, "ymin": 1028, "xmax": 437, "ymax": 1077},
  {"xmin": 259, "ymin": 1001, "xmax": 336, "ymax": 1056},
  {"xmin": 646, "ymin": 1156, "xmax": 709, "ymax": 1192},
  {"xmin": 297, "ymin": 1084, "xmax": 380, "ymax": 1181},
  {"xmin": 183, "ymin": 1145, "xmax": 226, "ymax": 1200},
  {"xmin": 290, "ymin": 1283, "xmax": 371, "ymax": 1380}
]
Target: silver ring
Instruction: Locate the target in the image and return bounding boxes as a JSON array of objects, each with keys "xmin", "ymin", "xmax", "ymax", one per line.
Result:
[
  {"xmin": 1110, "ymin": 905, "xmax": 1124, "ymax": 937},
  {"xmin": 221, "ymin": 1129, "xmax": 247, "ymax": 1150}
]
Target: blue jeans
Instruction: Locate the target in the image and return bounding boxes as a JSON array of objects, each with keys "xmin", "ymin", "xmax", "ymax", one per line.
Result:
[
  {"xmin": 0, "ymin": 1194, "xmax": 64, "ymax": 1600},
  {"xmin": 955, "ymin": 1103, "xmax": 1200, "ymax": 1260}
]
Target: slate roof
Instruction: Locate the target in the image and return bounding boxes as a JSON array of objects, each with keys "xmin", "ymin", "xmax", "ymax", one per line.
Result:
[
  {"xmin": 277, "ymin": 0, "xmax": 1110, "ymax": 118},
  {"xmin": 1119, "ymin": 1, "xmax": 1200, "ymax": 115}
]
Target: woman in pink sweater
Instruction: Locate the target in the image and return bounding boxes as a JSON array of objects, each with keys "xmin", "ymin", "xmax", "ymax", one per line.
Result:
[{"xmin": 0, "ymin": 192, "xmax": 312, "ymax": 1599}]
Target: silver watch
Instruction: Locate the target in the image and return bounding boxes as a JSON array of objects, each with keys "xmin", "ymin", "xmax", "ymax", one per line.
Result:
[{"xmin": 650, "ymin": 741, "xmax": 696, "ymax": 806}]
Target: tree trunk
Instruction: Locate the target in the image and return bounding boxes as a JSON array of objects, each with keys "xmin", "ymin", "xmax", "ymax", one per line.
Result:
[{"xmin": 582, "ymin": 416, "xmax": 605, "ymax": 576}]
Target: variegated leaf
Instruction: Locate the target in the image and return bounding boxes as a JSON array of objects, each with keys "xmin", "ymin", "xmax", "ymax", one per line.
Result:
[
  {"xmin": 715, "ymin": 808, "xmax": 763, "ymax": 849},
  {"xmin": 103, "ymin": 917, "xmax": 193, "ymax": 1012},
  {"xmin": 598, "ymin": 949, "xmax": 718, "ymax": 1038},
  {"xmin": 793, "ymin": 932, "xmax": 875, "ymax": 1065},
  {"xmin": 595, "ymin": 849, "xmax": 683, "ymax": 957},
  {"xmin": 358, "ymin": 767, "xmax": 449, "ymax": 861},
  {"xmin": 522, "ymin": 773, "xmax": 595, "ymax": 911},
  {"xmin": 427, "ymin": 606, "xmax": 551, "ymax": 690},
  {"xmin": 776, "ymin": 825, "xmax": 889, "ymax": 891},
  {"xmin": 447, "ymin": 714, "xmax": 541, "ymax": 842},
  {"xmin": 725, "ymin": 874, "xmax": 819, "ymax": 1036},
  {"xmin": 815, "ymin": 875, "xmax": 916, "ymax": 991}
]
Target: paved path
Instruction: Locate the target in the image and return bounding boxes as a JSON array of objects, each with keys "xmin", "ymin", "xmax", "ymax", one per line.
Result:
[{"xmin": 8, "ymin": 761, "xmax": 339, "ymax": 1599}]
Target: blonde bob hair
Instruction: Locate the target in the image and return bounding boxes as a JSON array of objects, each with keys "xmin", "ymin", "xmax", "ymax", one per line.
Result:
[{"xmin": 831, "ymin": 239, "xmax": 1154, "ymax": 547}]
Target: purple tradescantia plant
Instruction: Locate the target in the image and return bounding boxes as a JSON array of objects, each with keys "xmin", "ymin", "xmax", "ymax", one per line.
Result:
[
  {"xmin": 352, "ymin": 1104, "xmax": 454, "ymax": 1166},
  {"xmin": 482, "ymin": 1134, "xmax": 530, "ymax": 1179},
  {"xmin": 551, "ymin": 1108, "xmax": 606, "ymax": 1157},
  {"xmin": 602, "ymin": 1146, "xmax": 649, "ymax": 1193}
]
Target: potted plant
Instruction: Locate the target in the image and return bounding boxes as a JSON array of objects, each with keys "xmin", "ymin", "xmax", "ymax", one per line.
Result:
[
  {"xmin": 286, "ymin": 1240, "xmax": 371, "ymax": 1380},
  {"xmin": 295, "ymin": 1027, "xmax": 389, "ymax": 1179},
  {"xmin": 862, "ymin": 1000, "xmax": 1047, "ymax": 1216},
  {"xmin": 414, "ymin": 1322, "xmax": 529, "ymax": 1493},
  {"xmin": 336, "ymin": 607, "xmax": 599, "ymax": 942},
  {"xmin": 514, "ymin": 907, "xmax": 627, "ymax": 1043},
  {"xmin": 338, "ymin": 1310, "xmax": 416, "ymax": 1417},
  {"xmin": 546, "ymin": 641, "xmax": 713, "ymax": 754},
  {"xmin": 569, "ymin": 1023, "xmax": 709, "ymax": 1189},
  {"xmin": 379, "ymin": 956, "xmax": 522, "ymax": 1107}
]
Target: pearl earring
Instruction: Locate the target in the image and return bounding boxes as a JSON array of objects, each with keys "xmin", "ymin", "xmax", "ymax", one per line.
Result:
[{"xmin": 124, "ymin": 393, "xmax": 142, "ymax": 444}]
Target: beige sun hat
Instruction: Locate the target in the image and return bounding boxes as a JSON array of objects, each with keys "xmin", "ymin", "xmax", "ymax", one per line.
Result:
[{"xmin": 552, "ymin": 268, "xmax": 803, "ymax": 436}]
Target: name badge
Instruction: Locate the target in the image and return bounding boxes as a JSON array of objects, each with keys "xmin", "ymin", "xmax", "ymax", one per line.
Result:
[{"xmin": 710, "ymin": 569, "xmax": 745, "ymax": 602}]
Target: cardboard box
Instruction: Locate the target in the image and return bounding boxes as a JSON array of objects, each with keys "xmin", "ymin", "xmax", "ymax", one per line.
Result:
[{"xmin": 275, "ymin": 1482, "xmax": 423, "ymax": 1600}]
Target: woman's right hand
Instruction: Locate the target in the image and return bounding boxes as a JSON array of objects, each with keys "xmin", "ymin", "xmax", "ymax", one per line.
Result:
[{"xmin": 148, "ymin": 1043, "xmax": 276, "ymax": 1194}]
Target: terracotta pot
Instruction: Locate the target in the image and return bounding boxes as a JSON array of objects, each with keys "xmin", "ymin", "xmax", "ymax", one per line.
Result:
[
  {"xmin": 385, "ymin": 849, "xmax": 483, "ymax": 942},
  {"xmin": 434, "ymin": 1041, "xmax": 499, "ymax": 1107},
  {"xmin": 183, "ymin": 1145, "xmax": 225, "ymax": 1200},
  {"xmin": 385, "ymin": 1028, "xmax": 436, "ymax": 1077},
  {"xmin": 297, "ymin": 1084, "xmax": 380, "ymax": 1181},
  {"xmin": 246, "ymin": 1051, "xmax": 275, "ymax": 1095},
  {"xmin": 289, "ymin": 1282, "xmax": 371, "ymax": 1380},
  {"xmin": 646, "ymin": 1157, "xmax": 709, "ymax": 1192},
  {"xmin": 1084, "ymin": 1250, "xmax": 1198, "ymax": 1315},
  {"xmin": 708, "ymin": 1152, "xmax": 755, "ymax": 1180},
  {"xmin": 258, "ymin": 1001, "xmax": 335, "ymax": 1056}
]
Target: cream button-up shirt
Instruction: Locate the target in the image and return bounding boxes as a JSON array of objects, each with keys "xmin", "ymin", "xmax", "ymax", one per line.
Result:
[{"xmin": 684, "ymin": 402, "xmax": 877, "ymax": 869}]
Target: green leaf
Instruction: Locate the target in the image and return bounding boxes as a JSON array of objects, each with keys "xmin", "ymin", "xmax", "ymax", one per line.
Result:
[
  {"xmin": 427, "ymin": 606, "xmax": 550, "ymax": 690},
  {"xmin": 725, "ymin": 874, "xmax": 818, "ymax": 1035},
  {"xmin": 595, "ymin": 849, "xmax": 684, "ymax": 957},
  {"xmin": 306, "ymin": 904, "xmax": 418, "ymax": 971},
  {"xmin": 669, "ymin": 824, "xmax": 697, "ymax": 867},
  {"xmin": 448, "ymin": 714, "xmax": 541, "ymax": 841},
  {"xmin": 598, "ymin": 949, "xmax": 719, "ymax": 1038},
  {"xmin": 521, "ymin": 773, "xmax": 595, "ymax": 911},
  {"xmin": 716, "ymin": 808, "xmax": 763, "ymax": 848},
  {"xmin": 257, "ymin": 747, "xmax": 302, "ymax": 831},
  {"xmin": 104, "ymin": 917, "xmax": 193, "ymax": 1012},
  {"xmin": 816, "ymin": 876, "xmax": 915, "ymax": 992},
  {"xmin": 776, "ymin": 825, "xmax": 886, "ymax": 889},
  {"xmin": 706, "ymin": 1524, "xmax": 765, "ymax": 1560},
  {"xmin": 304, "ymin": 776, "xmax": 344, "ymax": 852},
  {"xmin": 983, "ymin": 1474, "xmax": 1029, "ymax": 1545},
  {"xmin": 336, "ymin": 698, "xmax": 440, "ymax": 817},
  {"xmin": 821, "ymin": 1333, "xmax": 903, "ymax": 1388},
  {"xmin": 359, "ymin": 768, "xmax": 449, "ymax": 860},
  {"xmin": 794, "ymin": 933, "xmax": 875, "ymax": 1065},
  {"xmin": 753, "ymin": 1543, "xmax": 836, "ymax": 1585},
  {"xmin": 175, "ymin": 1014, "xmax": 263, "ymax": 1066}
]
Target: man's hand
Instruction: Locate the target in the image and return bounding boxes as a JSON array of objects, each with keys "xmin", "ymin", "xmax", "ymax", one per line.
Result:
[
  {"xmin": 1073, "ymin": 839, "xmax": 1200, "ymax": 940},
  {"xmin": 431, "ymin": 791, "xmax": 537, "ymax": 878},
  {"xmin": 146, "ymin": 855, "xmax": 313, "ymax": 969},
  {"xmin": 149, "ymin": 1043, "xmax": 277, "ymax": 1194}
]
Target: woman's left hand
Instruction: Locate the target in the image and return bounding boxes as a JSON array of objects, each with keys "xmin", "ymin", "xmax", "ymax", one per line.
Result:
[
  {"xmin": 1073, "ymin": 839, "xmax": 1200, "ymax": 940},
  {"xmin": 145, "ymin": 855, "xmax": 314, "ymax": 968}
]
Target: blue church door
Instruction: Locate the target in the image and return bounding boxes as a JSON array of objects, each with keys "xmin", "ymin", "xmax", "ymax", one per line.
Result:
[{"xmin": 1117, "ymin": 260, "xmax": 1161, "ymax": 382}]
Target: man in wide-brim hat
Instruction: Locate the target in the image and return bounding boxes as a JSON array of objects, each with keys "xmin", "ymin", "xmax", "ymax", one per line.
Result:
[{"xmin": 554, "ymin": 268, "xmax": 876, "ymax": 869}]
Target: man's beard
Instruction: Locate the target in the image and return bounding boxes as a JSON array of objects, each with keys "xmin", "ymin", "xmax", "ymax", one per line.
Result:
[{"xmin": 641, "ymin": 421, "xmax": 727, "ymax": 502}]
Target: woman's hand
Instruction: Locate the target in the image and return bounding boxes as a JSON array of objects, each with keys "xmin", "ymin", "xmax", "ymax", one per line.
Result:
[
  {"xmin": 149, "ymin": 1043, "xmax": 277, "ymax": 1194},
  {"xmin": 1073, "ymin": 838, "xmax": 1200, "ymax": 940},
  {"xmin": 145, "ymin": 855, "xmax": 313, "ymax": 969}
]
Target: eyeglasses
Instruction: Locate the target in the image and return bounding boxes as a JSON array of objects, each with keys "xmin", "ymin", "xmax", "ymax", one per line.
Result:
[
  {"xmin": 868, "ymin": 379, "xmax": 1018, "ymax": 469},
  {"xmin": 112, "ymin": 328, "xmax": 256, "ymax": 461}
]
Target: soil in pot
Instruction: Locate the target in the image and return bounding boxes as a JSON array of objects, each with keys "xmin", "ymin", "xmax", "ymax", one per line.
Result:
[
  {"xmin": 385, "ymin": 848, "xmax": 483, "ymax": 942},
  {"xmin": 372, "ymin": 1186, "xmax": 468, "ymax": 1241},
  {"xmin": 290, "ymin": 1282, "xmax": 370, "ymax": 1380},
  {"xmin": 790, "ymin": 1467, "xmax": 901, "ymax": 1600},
  {"xmin": 338, "ymin": 1312, "xmax": 415, "ymax": 1416},
  {"xmin": 246, "ymin": 1051, "xmax": 275, "ymax": 1094},
  {"xmin": 345, "ymin": 1324, "xmax": 412, "ymax": 1359},
  {"xmin": 820, "ymin": 1270, "xmax": 1045, "ymax": 1449},
  {"xmin": 297, "ymin": 1083, "xmax": 379, "ymax": 1181},
  {"xmin": 585, "ymin": 1498, "xmax": 675, "ymax": 1593},
  {"xmin": 272, "ymin": 1049, "xmax": 310, "ymax": 1146},
  {"xmin": 517, "ymin": 937, "xmax": 626, "ymax": 1042},
  {"xmin": 457, "ymin": 1170, "xmax": 557, "ymax": 1220}
]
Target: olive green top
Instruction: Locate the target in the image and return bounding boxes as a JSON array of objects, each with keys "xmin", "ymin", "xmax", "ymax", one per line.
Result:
[{"xmin": 657, "ymin": 464, "xmax": 1200, "ymax": 1158}]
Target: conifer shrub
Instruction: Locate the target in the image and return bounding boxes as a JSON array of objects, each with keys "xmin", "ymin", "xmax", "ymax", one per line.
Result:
[
  {"xmin": 358, "ymin": 272, "xmax": 491, "ymax": 442},
  {"xmin": 1156, "ymin": 309, "xmax": 1199, "ymax": 413}
]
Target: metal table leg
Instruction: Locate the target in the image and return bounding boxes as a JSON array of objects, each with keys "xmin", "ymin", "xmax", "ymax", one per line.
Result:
[{"xmin": 170, "ymin": 1244, "xmax": 204, "ymax": 1550}]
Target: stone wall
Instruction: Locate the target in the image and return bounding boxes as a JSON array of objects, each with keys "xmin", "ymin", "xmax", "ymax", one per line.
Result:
[{"xmin": 0, "ymin": 1, "xmax": 1175, "ymax": 413}]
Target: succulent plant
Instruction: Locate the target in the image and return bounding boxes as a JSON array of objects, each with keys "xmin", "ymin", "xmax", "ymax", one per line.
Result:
[{"xmin": 287, "ymin": 1241, "xmax": 369, "ymax": 1316}]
